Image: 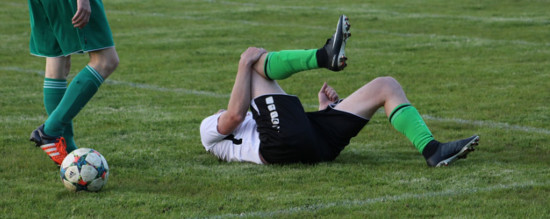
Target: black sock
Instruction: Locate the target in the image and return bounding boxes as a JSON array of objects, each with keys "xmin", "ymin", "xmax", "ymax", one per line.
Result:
[
  {"xmin": 316, "ymin": 48, "xmax": 328, "ymax": 68},
  {"xmin": 422, "ymin": 140, "xmax": 440, "ymax": 159}
]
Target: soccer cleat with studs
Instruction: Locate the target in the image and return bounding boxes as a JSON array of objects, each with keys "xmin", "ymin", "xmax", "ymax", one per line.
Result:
[
  {"xmin": 426, "ymin": 135, "xmax": 480, "ymax": 167},
  {"xmin": 30, "ymin": 124, "xmax": 68, "ymax": 166},
  {"xmin": 322, "ymin": 14, "xmax": 351, "ymax": 71}
]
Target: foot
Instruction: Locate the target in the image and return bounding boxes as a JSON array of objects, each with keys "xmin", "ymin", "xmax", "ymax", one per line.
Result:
[
  {"xmin": 30, "ymin": 124, "xmax": 68, "ymax": 166},
  {"xmin": 322, "ymin": 14, "xmax": 351, "ymax": 71},
  {"xmin": 426, "ymin": 135, "xmax": 480, "ymax": 167}
]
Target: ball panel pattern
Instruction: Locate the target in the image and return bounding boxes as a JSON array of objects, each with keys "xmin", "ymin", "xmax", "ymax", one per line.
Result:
[{"xmin": 60, "ymin": 148, "xmax": 109, "ymax": 192}]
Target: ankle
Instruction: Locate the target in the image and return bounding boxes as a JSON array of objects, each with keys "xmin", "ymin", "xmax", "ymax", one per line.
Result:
[
  {"xmin": 422, "ymin": 140, "xmax": 440, "ymax": 159},
  {"xmin": 316, "ymin": 48, "xmax": 329, "ymax": 68}
]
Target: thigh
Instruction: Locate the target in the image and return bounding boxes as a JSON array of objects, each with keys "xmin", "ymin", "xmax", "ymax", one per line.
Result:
[
  {"xmin": 250, "ymin": 70, "xmax": 286, "ymax": 98},
  {"xmin": 28, "ymin": 0, "xmax": 64, "ymax": 57},
  {"xmin": 81, "ymin": 0, "xmax": 115, "ymax": 52},
  {"xmin": 251, "ymin": 95, "xmax": 306, "ymax": 133},
  {"xmin": 334, "ymin": 77, "xmax": 409, "ymax": 119},
  {"xmin": 34, "ymin": 0, "xmax": 114, "ymax": 56},
  {"xmin": 333, "ymin": 82, "xmax": 384, "ymax": 120},
  {"xmin": 251, "ymin": 95, "xmax": 315, "ymax": 163},
  {"xmin": 307, "ymin": 108, "xmax": 369, "ymax": 161}
]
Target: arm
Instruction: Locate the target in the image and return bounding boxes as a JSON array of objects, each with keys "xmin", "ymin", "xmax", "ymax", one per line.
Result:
[
  {"xmin": 72, "ymin": 0, "xmax": 91, "ymax": 29},
  {"xmin": 318, "ymin": 82, "xmax": 339, "ymax": 110},
  {"xmin": 217, "ymin": 47, "xmax": 267, "ymax": 135}
]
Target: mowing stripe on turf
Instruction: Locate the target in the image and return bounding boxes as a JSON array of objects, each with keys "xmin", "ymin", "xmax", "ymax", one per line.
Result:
[
  {"xmin": 423, "ymin": 115, "xmax": 550, "ymax": 135},
  {"xmin": 2, "ymin": 66, "xmax": 548, "ymax": 135},
  {"xmin": 208, "ymin": 180, "xmax": 549, "ymax": 218},
  {"xmin": 3, "ymin": 0, "xmax": 549, "ymax": 25},
  {"xmin": 106, "ymin": 9, "xmax": 550, "ymax": 48},
  {"xmin": 106, "ymin": 80, "xmax": 229, "ymax": 98},
  {"xmin": 0, "ymin": 66, "xmax": 229, "ymax": 98},
  {"xmin": 109, "ymin": 1, "xmax": 550, "ymax": 25}
]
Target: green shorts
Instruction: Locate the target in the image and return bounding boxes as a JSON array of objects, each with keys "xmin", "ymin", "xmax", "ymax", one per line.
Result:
[{"xmin": 28, "ymin": 0, "xmax": 115, "ymax": 57}]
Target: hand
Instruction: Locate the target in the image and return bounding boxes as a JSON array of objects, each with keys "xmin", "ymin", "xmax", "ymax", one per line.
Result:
[
  {"xmin": 318, "ymin": 82, "xmax": 339, "ymax": 110},
  {"xmin": 72, "ymin": 0, "xmax": 91, "ymax": 29},
  {"xmin": 239, "ymin": 47, "xmax": 267, "ymax": 67}
]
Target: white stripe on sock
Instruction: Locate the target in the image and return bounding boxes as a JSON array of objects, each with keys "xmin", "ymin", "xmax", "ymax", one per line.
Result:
[
  {"xmin": 44, "ymin": 81, "xmax": 67, "ymax": 86},
  {"xmin": 43, "ymin": 86, "xmax": 67, "ymax": 89},
  {"xmin": 43, "ymin": 81, "xmax": 67, "ymax": 89},
  {"xmin": 86, "ymin": 65, "xmax": 104, "ymax": 83}
]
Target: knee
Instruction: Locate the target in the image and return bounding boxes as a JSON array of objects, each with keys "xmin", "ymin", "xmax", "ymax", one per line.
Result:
[
  {"xmin": 371, "ymin": 76, "xmax": 403, "ymax": 93},
  {"xmin": 101, "ymin": 53, "xmax": 119, "ymax": 74},
  {"xmin": 90, "ymin": 52, "xmax": 119, "ymax": 77},
  {"xmin": 373, "ymin": 76, "xmax": 400, "ymax": 87}
]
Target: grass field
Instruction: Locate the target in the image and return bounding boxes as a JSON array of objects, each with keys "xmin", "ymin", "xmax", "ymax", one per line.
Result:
[{"xmin": 1, "ymin": 0, "xmax": 549, "ymax": 218}]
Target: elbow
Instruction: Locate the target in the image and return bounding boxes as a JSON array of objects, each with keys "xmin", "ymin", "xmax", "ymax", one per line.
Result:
[
  {"xmin": 217, "ymin": 111, "xmax": 246, "ymax": 135},
  {"xmin": 226, "ymin": 112, "xmax": 245, "ymax": 125}
]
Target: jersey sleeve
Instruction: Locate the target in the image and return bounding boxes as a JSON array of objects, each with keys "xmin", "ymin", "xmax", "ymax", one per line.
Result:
[{"xmin": 199, "ymin": 113, "xmax": 228, "ymax": 151}]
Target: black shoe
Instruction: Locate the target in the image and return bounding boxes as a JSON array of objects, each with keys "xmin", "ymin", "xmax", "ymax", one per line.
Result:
[
  {"xmin": 322, "ymin": 14, "xmax": 351, "ymax": 71},
  {"xmin": 425, "ymin": 135, "xmax": 480, "ymax": 167},
  {"xmin": 30, "ymin": 124, "xmax": 68, "ymax": 165}
]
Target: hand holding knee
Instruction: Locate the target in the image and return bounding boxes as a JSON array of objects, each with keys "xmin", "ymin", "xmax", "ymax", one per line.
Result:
[{"xmin": 240, "ymin": 47, "xmax": 267, "ymax": 67}]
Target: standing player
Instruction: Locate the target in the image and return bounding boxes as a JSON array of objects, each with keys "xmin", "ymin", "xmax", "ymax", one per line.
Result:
[
  {"xmin": 200, "ymin": 15, "xmax": 479, "ymax": 166},
  {"xmin": 28, "ymin": 0, "xmax": 119, "ymax": 165}
]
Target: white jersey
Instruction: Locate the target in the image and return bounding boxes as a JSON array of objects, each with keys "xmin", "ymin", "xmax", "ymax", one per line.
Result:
[{"xmin": 199, "ymin": 112, "xmax": 263, "ymax": 164}]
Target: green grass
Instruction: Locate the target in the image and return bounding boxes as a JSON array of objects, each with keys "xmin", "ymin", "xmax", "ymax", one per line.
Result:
[{"xmin": 1, "ymin": 0, "xmax": 549, "ymax": 218}]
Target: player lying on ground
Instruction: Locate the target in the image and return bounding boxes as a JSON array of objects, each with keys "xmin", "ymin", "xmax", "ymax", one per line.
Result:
[
  {"xmin": 28, "ymin": 0, "xmax": 119, "ymax": 165},
  {"xmin": 200, "ymin": 15, "xmax": 479, "ymax": 167}
]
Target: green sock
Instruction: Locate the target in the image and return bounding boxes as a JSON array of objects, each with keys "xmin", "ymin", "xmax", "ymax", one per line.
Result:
[
  {"xmin": 389, "ymin": 104, "xmax": 435, "ymax": 153},
  {"xmin": 264, "ymin": 49, "xmax": 319, "ymax": 80},
  {"xmin": 44, "ymin": 65, "xmax": 104, "ymax": 137},
  {"xmin": 44, "ymin": 78, "xmax": 78, "ymax": 152}
]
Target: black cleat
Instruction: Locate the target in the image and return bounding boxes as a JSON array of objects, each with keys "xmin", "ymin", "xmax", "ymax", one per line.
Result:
[
  {"xmin": 30, "ymin": 124, "xmax": 68, "ymax": 166},
  {"xmin": 426, "ymin": 135, "xmax": 479, "ymax": 167},
  {"xmin": 322, "ymin": 14, "xmax": 351, "ymax": 71}
]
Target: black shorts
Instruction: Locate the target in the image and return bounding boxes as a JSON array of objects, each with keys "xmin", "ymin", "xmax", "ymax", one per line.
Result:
[{"xmin": 251, "ymin": 94, "xmax": 369, "ymax": 164}]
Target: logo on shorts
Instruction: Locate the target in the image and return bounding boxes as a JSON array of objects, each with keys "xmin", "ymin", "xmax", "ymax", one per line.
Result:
[{"xmin": 265, "ymin": 96, "xmax": 280, "ymax": 130}]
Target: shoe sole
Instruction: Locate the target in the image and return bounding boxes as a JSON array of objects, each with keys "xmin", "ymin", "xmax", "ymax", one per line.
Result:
[
  {"xmin": 330, "ymin": 15, "xmax": 351, "ymax": 69},
  {"xmin": 436, "ymin": 135, "xmax": 480, "ymax": 167}
]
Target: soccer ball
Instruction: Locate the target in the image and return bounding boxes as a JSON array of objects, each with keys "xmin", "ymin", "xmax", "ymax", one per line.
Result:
[{"xmin": 60, "ymin": 148, "xmax": 109, "ymax": 192}]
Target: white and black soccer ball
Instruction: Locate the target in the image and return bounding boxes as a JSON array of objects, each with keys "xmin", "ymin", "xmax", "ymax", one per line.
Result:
[{"xmin": 60, "ymin": 148, "xmax": 109, "ymax": 192}]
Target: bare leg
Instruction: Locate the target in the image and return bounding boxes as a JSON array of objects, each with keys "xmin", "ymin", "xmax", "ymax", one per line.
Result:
[
  {"xmin": 334, "ymin": 76, "xmax": 409, "ymax": 119},
  {"xmin": 44, "ymin": 46, "xmax": 118, "ymax": 79},
  {"xmin": 88, "ymin": 47, "xmax": 119, "ymax": 79},
  {"xmin": 41, "ymin": 47, "xmax": 119, "ymax": 138},
  {"xmin": 250, "ymin": 69, "xmax": 286, "ymax": 99},
  {"xmin": 45, "ymin": 56, "xmax": 71, "ymax": 79},
  {"xmin": 43, "ymin": 56, "xmax": 77, "ymax": 150}
]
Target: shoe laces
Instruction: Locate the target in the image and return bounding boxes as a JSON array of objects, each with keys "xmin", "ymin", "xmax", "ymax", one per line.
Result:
[{"xmin": 55, "ymin": 137, "xmax": 68, "ymax": 157}]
